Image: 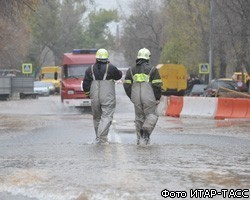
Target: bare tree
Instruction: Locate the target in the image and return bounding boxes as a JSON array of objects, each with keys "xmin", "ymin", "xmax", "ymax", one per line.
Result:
[
  {"xmin": 212, "ymin": 0, "xmax": 250, "ymax": 77},
  {"xmin": 0, "ymin": 0, "xmax": 40, "ymax": 20},
  {"xmin": 0, "ymin": 0, "xmax": 41, "ymax": 69},
  {"xmin": 121, "ymin": 0, "xmax": 250, "ymax": 78},
  {"xmin": 121, "ymin": 0, "xmax": 166, "ymax": 65}
]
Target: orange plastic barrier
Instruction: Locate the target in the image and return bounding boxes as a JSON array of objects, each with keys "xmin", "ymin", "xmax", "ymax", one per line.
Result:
[
  {"xmin": 246, "ymin": 100, "xmax": 250, "ymax": 118},
  {"xmin": 165, "ymin": 96, "xmax": 183, "ymax": 117},
  {"xmin": 215, "ymin": 98, "xmax": 233, "ymax": 119},
  {"xmin": 231, "ymin": 98, "xmax": 248, "ymax": 118},
  {"xmin": 216, "ymin": 98, "xmax": 250, "ymax": 119}
]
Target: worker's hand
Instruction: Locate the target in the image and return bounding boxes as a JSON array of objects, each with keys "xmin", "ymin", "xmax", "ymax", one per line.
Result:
[
  {"xmin": 156, "ymin": 100, "xmax": 160, "ymax": 105},
  {"xmin": 85, "ymin": 91, "xmax": 90, "ymax": 97}
]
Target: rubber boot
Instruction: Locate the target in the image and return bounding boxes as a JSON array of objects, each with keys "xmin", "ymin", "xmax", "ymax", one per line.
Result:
[
  {"xmin": 143, "ymin": 129, "xmax": 150, "ymax": 145},
  {"xmin": 137, "ymin": 129, "xmax": 144, "ymax": 145}
]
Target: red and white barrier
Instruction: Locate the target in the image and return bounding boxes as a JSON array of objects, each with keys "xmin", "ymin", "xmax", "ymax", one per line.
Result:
[
  {"xmin": 165, "ymin": 96, "xmax": 183, "ymax": 117},
  {"xmin": 216, "ymin": 98, "xmax": 250, "ymax": 119},
  {"xmin": 165, "ymin": 96, "xmax": 250, "ymax": 119},
  {"xmin": 180, "ymin": 97, "xmax": 218, "ymax": 119}
]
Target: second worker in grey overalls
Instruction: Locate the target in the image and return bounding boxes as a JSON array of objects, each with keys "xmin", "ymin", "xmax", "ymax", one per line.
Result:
[
  {"xmin": 123, "ymin": 48, "xmax": 163, "ymax": 145},
  {"xmin": 83, "ymin": 48, "xmax": 122, "ymax": 144}
]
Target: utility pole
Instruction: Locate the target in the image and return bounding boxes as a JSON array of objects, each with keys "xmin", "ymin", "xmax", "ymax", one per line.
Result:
[{"xmin": 209, "ymin": 0, "xmax": 214, "ymax": 83}]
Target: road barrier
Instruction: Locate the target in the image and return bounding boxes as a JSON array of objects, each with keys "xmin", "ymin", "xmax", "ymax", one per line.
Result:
[
  {"xmin": 165, "ymin": 96, "xmax": 183, "ymax": 117},
  {"xmin": 180, "ymin": 97, "xmax": 218, "ymax": 118},
  {"xmin": 165, "ymin": 96, "xmax": 250, "ymax": 119},
  {"xmin": 216, "ymin": 98, "xmax": 250, "ymax": 119},
  {"xmin": 157, "ymin": 96, "xmax": 168, "ymax": 116}
]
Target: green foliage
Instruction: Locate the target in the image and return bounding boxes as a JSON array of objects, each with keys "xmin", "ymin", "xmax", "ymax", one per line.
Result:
[
  {"xmin": 55, "ymin": 0, "xmax": 86, "ymax": 55},
  {"xmin": 160, "ymin": 0, "xmax": 209, "ymax": 74},
  {"xmin": 27, "ymin": 0, "xmax": 118, "ymax": 66},
  {"xmin": 83, "ymin": 9, "xmax": 118, "ymax": 48},
  {"xmin": 25, "ymin": 43, "xmax": 42, "ymax": 76},
  {"xmin": 160, "ymin": 41, "xmax": 185, "ymax": 64},
  {"xmin": 29, "ymin": 0, "xmax": 63, "ymax": 65}
]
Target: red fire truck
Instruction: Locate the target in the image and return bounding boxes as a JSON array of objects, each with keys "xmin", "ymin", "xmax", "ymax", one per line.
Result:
[{"xmin": 61, "ymin": 49, "xmax": 97, "ymax": 107}]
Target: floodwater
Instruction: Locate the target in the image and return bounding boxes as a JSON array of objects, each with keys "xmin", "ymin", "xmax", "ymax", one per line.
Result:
[{"xmin": 0, "ymin": 85, "xmax": 249, "ymax": 200}]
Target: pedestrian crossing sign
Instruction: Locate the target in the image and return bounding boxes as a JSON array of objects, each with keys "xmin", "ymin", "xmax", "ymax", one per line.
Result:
[
  {"xmin": 22, "ymin": 63, "xmax": 33, "ymax": 74},
  {"xmin": 199, "ymin": 63, "xmax": 210, "ymax": 74}
]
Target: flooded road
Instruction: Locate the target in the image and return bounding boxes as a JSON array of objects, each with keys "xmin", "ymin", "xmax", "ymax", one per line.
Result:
[{"xmin": 0, "ymin": 84, "xmax": 249, "ymax": 200}]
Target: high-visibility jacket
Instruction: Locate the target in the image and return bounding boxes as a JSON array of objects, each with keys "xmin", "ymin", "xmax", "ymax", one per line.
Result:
[
  {"xmin": 123, "ymin": 59, "xmax": 162, "ymax": 101},
  {"xmin": 123, "ymin": 59, "xmax": 163, "ymax": 139}
]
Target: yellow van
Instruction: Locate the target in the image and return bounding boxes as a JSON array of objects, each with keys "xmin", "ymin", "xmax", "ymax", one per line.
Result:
[
  {"xmin": 39, "ymin": 66, "xmax": 61, "ymax": 93},
  {"xmin": 156, "ymin": 64, "xmax": 187, "ymax": 96}
]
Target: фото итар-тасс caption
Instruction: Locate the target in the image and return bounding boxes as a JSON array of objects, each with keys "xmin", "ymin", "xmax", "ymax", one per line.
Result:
[{"xmin": 161, "ymin": 189, "xmax": 249, "ymax": 198}]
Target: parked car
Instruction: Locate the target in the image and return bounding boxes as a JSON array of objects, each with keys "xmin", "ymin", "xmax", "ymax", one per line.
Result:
[
  {"xmin": 44, "ymin": 82, "xmax": 56, "ymax": 94},
  {"xmin": 34, "ymin": 81, "xmax": 51, "ymax": 96},
  {"xmin": 189, "ymin": 84, "xmax": 208, "ymax": 96},
  {"xmin": 204, "ymin": 78, "xmax": 239, "ymax": 97}
]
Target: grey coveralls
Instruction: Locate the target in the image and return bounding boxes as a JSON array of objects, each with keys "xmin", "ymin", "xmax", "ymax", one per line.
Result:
[
  {"xmin": 131, "ymin": 71, "xmax": 159, "ymax": 142},
  {"xmin": 123, "ymin": 61, "xmax": 162, "ymax": 144},
  {"xmin": 89, "ymin": 65, "xmax": 116, "ymax": 143}
]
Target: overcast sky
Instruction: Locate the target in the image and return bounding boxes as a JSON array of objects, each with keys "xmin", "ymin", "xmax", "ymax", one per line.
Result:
[
  {"xmin": 94, "ymin": 0, "xmax": 129, "ymax": 9},
  {"xmin": 92, "ymin": 0, "xmax": 132, "ymax": 15}
]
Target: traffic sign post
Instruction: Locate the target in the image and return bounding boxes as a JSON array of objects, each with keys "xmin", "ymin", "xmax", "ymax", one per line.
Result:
[
  {"xmin": 22, "ymin": 63, "xmax": 33, "ymax": 74},
  {"xmin": 199, "ymin": 63, "xmax": 210, "ymax": 74}
]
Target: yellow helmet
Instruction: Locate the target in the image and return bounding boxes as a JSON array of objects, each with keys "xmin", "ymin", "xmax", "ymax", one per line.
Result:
[
  {"xmin": 96, "ymin": 48, "xmax": 109, "ymax": 60},
  {"xmin": 137, "ymin": 48, "xmax": 151, "ymax": 60}
]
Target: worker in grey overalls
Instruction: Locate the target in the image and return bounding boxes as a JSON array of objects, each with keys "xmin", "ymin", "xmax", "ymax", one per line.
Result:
[
  {"xmin": 83, "ymin": 49, "xmax": 122, "ymax": 144},
  {"xmin": 123, "ymin": 48, "xmax": 163, "ymax": 145}
]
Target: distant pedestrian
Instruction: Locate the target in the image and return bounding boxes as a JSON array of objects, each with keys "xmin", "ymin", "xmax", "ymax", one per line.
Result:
[
  {"xmin": 123, "ymin": 48, "xmax": 163, "ymax": 145},
  {"xmin": 82, "ymin": 48, "xmax": 122, "ymax": 144}
]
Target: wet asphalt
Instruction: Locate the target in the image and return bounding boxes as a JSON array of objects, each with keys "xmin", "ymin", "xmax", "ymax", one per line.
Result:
[{"xmin": 0, "ymin": 84, "xmax": 249, "ymax": 200}]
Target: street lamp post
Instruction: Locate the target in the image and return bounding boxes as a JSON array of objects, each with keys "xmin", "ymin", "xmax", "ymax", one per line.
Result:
[{"xmin": 209, "ymin": 0, "xmax": 214, "ymax": 83}]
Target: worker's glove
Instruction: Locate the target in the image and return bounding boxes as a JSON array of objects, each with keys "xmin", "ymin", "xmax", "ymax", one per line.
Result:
[
  {"xmin": 156, "ymin": 100, "xmax": 160, "ymax": 105},
  {"xmin": 85, "ymin": 91, "xmax": 90, "ymax": 98}
]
